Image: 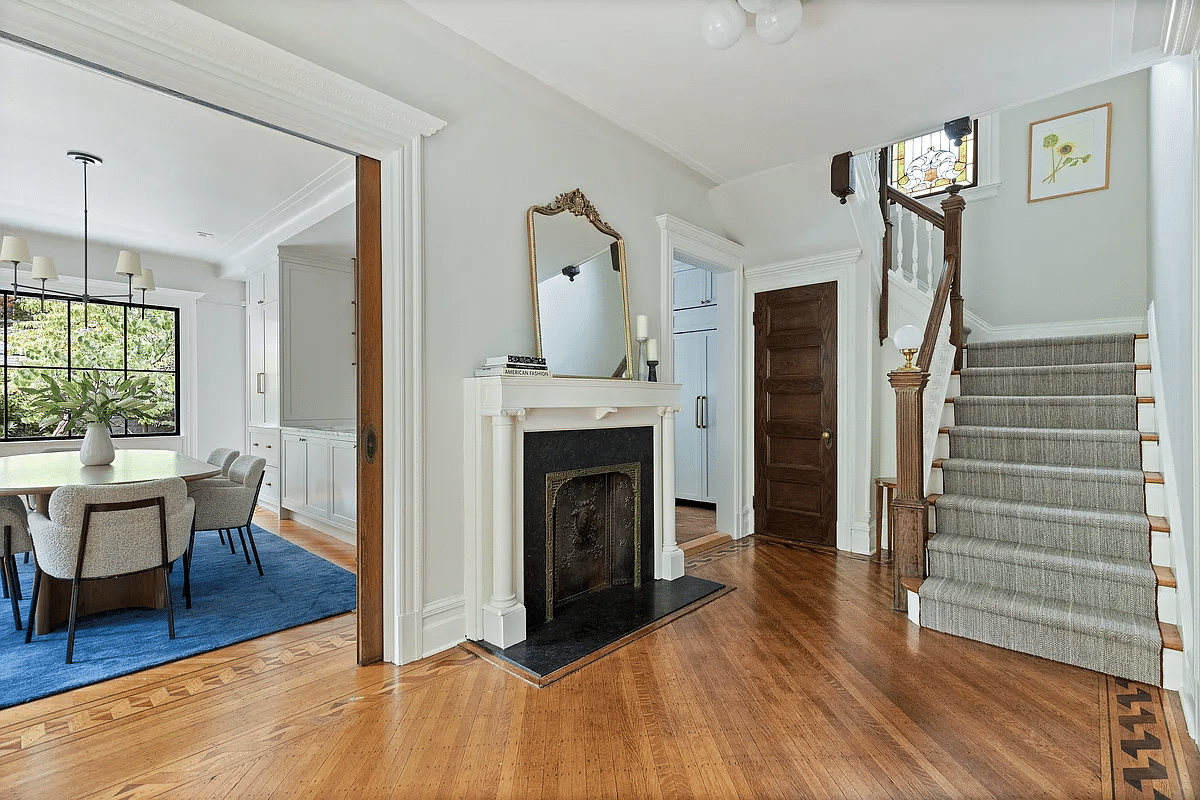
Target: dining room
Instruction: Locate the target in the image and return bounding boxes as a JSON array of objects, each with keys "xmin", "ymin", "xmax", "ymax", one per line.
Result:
[{"xmin": 0, "ymin": 34, "xmax": 362, "ymax": 707}]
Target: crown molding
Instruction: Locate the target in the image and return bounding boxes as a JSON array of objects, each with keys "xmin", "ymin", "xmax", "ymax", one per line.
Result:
[
  {"xmin": 0, "ymin": 0, "xmax": 447, "ymax": 157},
  {"xmin": 1166, "ymin": 0, "xmax": 1200, "ymax": 56},
  {"xmin": 656, "ymin": 214, "xmax": 745, "ymax": 263},
  {"xmin": 744, "ymin": 249, "xmax": 863, "ymax": 283}
]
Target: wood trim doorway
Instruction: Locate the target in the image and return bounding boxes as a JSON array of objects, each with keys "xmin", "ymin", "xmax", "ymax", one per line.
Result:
[{"xmin": 753, "ymin": 281, "xmax": 837, "ymax": 547}]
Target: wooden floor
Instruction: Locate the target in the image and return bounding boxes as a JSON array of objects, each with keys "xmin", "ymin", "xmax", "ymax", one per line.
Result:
[
  {"xmin": 2, "ymin": 517, "xmax": 1197, "ymax": 798},
  {"xmin": 675, "ymin": 504, "xmax": 717, "ymax": 544}
]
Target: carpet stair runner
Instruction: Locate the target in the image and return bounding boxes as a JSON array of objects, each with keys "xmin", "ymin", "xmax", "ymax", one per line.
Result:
[{"xmin": 918, "ymin": 333, "xmax": 1163, "ymax": 684}]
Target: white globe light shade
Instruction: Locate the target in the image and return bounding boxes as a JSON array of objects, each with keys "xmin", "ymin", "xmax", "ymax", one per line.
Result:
[
  {"xmin": 755, "ymin": 0, "xmax": 803, "ymax": 45},
  {"xmin": 892, "ymin": 325, "xmax": 923, "ymax": 352},
  {"xmin": 737, "ymin": 0, "xmax": 774, "ymax": 13},
  {"xmin": 701, "ymin": 0, "xmax": 746, "ymax": 50}
]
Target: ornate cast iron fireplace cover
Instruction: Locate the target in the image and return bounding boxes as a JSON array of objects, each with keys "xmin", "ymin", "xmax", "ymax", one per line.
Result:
[{"xmin": 544, "ymin": 462, "xmax": 641, "ymax": 621}]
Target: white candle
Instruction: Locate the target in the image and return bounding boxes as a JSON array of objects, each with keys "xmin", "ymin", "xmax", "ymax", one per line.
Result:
[
  {"xmin": 635, "ymin": 314, "xmax": 649, "ymax": 341},
  {"xmin": 646, "ymin": 338, "xmax": 658, "ymax": 362}
]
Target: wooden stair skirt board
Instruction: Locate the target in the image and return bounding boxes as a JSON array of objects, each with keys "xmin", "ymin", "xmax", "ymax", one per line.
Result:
[
  {"xmin": 681, "ymin": 533, "xmax": 733, "ymax": 558},
  {"xmin": 915, "ymin": 333, "xmax": 1170, "ymax": 686}
]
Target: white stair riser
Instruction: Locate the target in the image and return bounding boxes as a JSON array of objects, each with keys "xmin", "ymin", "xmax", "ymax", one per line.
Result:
[
  {"xmin": 1152, "ymin": 532, "xmax": 1172, "ymax": 568},
  {"xmin": 1158, "ymin": 586, "xmax": 1177, "ymax": 625},
  {"xmin": 1136, "ymin": 370, "xmax": 1152, "ymax": 396},
  {"xmin": 1135, "ymin": 339, "xmax": 1150, "ymax": 363},
  {"xmin": 935, "ymin": 433, "xmax": 950, "ymax": 459},
  {"xmin": 1146, "ymin": 483, "xmax": 1165, "ymax": 517},
  {"xmin": 941, "ymin": 403, "xmax": 955, "ymax": 428},
  {"xmin": 928, "ymin": 469, "xmax": 943, "ymax": 494},
  {"xmin": 906, "ymin": 589, "xmax": 920, "ymax": 626},
  {"xmin": 1138, "ymin": 403, "xmax": 1155, "ymax": 432},
  {"xmin": 1164, "ymin": 648, "xmax": 1183, "ymax": 691},
  {"xmin": 947, "ymin": 374, "xmax": 960, "ymax": 395},
  {"xmin": 1142, "ymin": 440, "xmax": 1160, "ymax": 472}
]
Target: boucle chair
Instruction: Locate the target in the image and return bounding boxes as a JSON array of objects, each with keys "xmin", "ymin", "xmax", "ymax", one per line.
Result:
[
  {"xmin": 0, "ymin": 496, "xmax": 33, "ymax": 631},
  {"xmin": 25, "ymin": 477, "xmax": 195, "ymax": 663},
  {"xmin": 188, "ymin": 456, "xmax": 268, "ymax": 597},
  {"xmin": 190, "ymin": 448, "xmax": 241, "ymax": 551}
]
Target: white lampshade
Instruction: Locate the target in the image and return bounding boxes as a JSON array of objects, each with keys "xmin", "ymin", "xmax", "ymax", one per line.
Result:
[
  {"xmin": 755, "ymin": 0, "xmax": 803, "ymax": 44},
  {"xmin": 1, "ymin": 236, "xmax": 31, "ymax": 264},
  {"xmin": 131, "ymin": 266, "xmax": 155, "ymax": 291},
  {"xmin": 701, "ymin": 0, "xmax": 746, "ymax": 49},
  {"xmin": 31, "ymin": 256, "xmax": 58, "ymax": 281},
  {"xmin": 737, "ymin": 0, "xmax": 774, "ymax": 12},
  {"xmin": 892, "ymin": 325, "xmax": 923, "ymax": 352},
  {"xmin": 115, "ymin": 250, "xmax": 142, "ymax": 276}
]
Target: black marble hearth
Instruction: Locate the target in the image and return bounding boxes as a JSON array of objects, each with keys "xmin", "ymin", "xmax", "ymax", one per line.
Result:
[{"xmin": 471, "ymin": 575, "xmax": 726, "ymax": 681}]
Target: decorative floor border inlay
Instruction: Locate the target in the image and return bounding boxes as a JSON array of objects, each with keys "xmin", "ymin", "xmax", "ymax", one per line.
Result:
[
  {"xmin": 0, "ymin": 627, "xmax": 355, "ymax": 754},
  {"xmin": 685, "ymin": 536, "xmax": 754, "ymax": 571},
  {"xmin": 1101, "ymin": 675, "xmax": 1192, "ymax": 799}
]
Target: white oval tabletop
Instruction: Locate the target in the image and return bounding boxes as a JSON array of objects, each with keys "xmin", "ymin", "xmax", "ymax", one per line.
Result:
[{"xmin": 0, "ymin": 449, "xmax": 220, "ymax": 496}]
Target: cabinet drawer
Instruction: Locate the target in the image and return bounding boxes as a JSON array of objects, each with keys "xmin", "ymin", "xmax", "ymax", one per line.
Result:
[
  {"xmin": 258, "ymin": 465, "xmax": 280, "ymax": 507},
  {"xmin": 248, "ymin": 428, "xmax": 280, "ymax": 467}
]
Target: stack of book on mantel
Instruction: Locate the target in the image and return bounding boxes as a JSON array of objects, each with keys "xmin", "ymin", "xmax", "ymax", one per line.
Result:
[{"xmin": 474, "ymin": 355, "xmax": 552, "ymax": 378}]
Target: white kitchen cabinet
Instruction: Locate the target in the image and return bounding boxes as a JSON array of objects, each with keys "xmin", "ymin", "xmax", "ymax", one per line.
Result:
[
  {"xmin": 673, "ymin": 265, "xmax": 713, "ymax": 310},
  {"xmin": 330, "ymin": 438, "xmax": 358, "ymax": 528},
  {"xmin": 280, "ymin": 429, "xmax": 356, "ymax": 531},
  {"xmin": 674, "ymin": 329, "xmax": 717, "ymax": 503},
  {"xmin": 249, "ymin": 265, "xmax": 279, "ymax": 306},
  {"xmin": 247, "ymin": 300, "xmax": 279, "ymax": 427},
  {"xmin": 281, "ymin": 255, "xmax": 355, "ymax": 425}
]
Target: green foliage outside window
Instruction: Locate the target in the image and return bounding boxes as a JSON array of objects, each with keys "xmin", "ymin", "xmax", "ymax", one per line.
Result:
[{"xmin": 3, "ymin": 296, "xmax": 179, "ymax": 439}]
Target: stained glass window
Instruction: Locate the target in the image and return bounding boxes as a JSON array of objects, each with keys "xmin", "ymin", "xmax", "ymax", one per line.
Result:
[{"xmin": 889, "ymin": 122, "xmax": 977, "ymax": 199}]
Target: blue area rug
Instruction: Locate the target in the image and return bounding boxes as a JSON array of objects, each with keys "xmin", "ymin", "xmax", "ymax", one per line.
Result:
[{"xmin": 0, "ymin": 525, "xmax": 356, "ymax": 709}]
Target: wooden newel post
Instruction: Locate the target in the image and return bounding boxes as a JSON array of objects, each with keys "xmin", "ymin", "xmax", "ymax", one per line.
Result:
[
  {"xmin": 888, "ymin": 366, "xmax": 929, "ymax": 611},
  {"xmin": 941, "ymin": 185, "xmax": 966, "ymax": 371}
]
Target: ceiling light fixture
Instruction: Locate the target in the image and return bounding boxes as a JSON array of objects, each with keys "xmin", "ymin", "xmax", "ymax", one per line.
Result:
[
  {"xmin": 1, "ymin": 151, "xmax": 153, "ymax": 321},
  {"xmin": 701, "ymin": 0, "xmax": 803, "ymax": 50}
]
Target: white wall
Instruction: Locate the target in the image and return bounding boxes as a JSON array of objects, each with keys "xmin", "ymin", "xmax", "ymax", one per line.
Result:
[
  {"xmin": 962, "ymin": 70, "xmax": 1149, "ymax": 328},
  {"xmin": 1148, "ymin": 57, "xmax": 1197, "ymax": 726},
  {"xmin": 0, "ymin": 226, "xmax": 246, "ymax": 459},
  {"xmin": 176, "ymin": 0, "xmax": 723, "ymax": 627}
]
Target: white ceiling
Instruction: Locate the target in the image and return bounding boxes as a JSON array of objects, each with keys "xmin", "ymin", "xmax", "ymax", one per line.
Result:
[
  {"xmin": 0, "ymin": 40, "xmax": 354, "ymax": 272},
  {"xmin": 405, "ymin": 0, "xmax": 1176, "ymax": 183}
]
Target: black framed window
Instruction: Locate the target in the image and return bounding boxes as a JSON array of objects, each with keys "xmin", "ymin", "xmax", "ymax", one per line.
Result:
[{"xmin": 2, "ymin": 292, "xmax": 180, "ymax": 440}]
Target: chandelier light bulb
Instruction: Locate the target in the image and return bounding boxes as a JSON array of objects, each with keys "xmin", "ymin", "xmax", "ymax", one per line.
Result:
[
  {"xmin": 737, "ymin": 0, "xmax": 774, "ymax": 13},
  {"xmin": 755, "ymin": 0, "xmax": 804, "ymax": 45},
  {"xmin": 701, "ymin": 0, "xmax": 746, "ymax": 50}
]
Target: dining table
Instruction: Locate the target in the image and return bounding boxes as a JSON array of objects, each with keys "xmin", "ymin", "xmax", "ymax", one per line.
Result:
[{"xmin": 0, "ymin": 449, "xmax": 220, "ymax": 633}]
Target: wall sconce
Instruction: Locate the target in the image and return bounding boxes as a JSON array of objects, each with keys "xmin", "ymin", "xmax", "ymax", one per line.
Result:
[{"xmin": 561, "ymin": 264, "xmax": 580, "ymax": 281}]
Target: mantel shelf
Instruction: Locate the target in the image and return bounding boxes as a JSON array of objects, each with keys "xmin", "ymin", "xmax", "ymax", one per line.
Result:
[{"xmin": 473, "ymin": 376, "xmax": 683, "ymax": 417}]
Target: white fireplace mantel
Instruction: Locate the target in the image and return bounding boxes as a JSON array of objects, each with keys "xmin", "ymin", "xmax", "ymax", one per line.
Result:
[{"xmin": 463, "ymin": 376, "xmax": 684, "ymax": 648}]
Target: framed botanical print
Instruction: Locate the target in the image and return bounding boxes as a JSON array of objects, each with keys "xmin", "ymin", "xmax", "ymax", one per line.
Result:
[{"xmin": 1028, "ymin": 102, "xmax": 1112, "ymax": 203}]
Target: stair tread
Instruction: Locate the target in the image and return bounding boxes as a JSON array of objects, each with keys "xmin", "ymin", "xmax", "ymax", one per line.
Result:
[
  {"xmin": 938, "ymin": 425, "xmax": 1158, "ymax": 442},
  {"xmin": 947, "ymin": 395, "xmax": 1149, "ymax": 404},
  {"xmin": 900, "ymin": 576, "xmax": 924, "ymax": 594},
  {"xmin": 937, "ymin": 457, "xmax": 1147, "ymax": 481},
  {"xmin": 927, "ymin": 532, "xmax": 1157, "ymax": 575},
  {"xmin": 932, "ymin": 493, "xmax": 1153, "ymax": 528},
  {"xmin": 919, "ymin": 577, "xmax": 1160, "ymax": 637},
  {"xmin": 1150, "ymin": 515, "xmax": 1169, "ymax": 532},
  {"xmin": 1162, "ymin": 622, "xmax": 1183, "ymax": 651},
  {"xmin": 1153, "ymin": 564, "xmax": 1176, "ymax": 589}
]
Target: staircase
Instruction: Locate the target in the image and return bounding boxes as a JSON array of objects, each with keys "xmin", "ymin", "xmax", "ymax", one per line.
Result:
[{"xmin": 912, "ymin": 333, "xmax": 1178, "ymax": 685}]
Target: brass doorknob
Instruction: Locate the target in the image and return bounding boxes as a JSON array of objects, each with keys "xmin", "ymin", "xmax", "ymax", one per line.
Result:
[
  {"xmin": 822, "ymin": 429, "xmax": 833, "ymax": 450},
  {"xmin": 821, "ymin": 431, "xmax": 831, "ymax": 440}
]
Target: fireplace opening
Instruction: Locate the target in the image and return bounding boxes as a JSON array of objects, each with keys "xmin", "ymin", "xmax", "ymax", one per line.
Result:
[
  {"xmin": 546, "ymin": 464, "xmax": 640, "ymax": 621},
  {"xmin": 523, "ymin": 426, "xmax": 655, "ymax": 631}
]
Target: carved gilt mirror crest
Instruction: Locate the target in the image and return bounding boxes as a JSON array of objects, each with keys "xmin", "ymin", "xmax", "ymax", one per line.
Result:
[{"xmin": 528, "ymin": 189, "xmax": 633, "ymax": 379}]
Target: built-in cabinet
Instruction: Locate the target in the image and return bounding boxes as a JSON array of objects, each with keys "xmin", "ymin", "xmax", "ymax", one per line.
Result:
[
  {"xmin": 673, "ymin": 265, "xmax": 718, "ymax": 504},
  {"xmin": 246, "ymin": 247, "xmax": 357, "ymax": 534}
]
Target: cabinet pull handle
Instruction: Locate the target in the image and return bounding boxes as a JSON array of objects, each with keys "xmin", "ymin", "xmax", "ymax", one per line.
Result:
[
  {"xmin": 299, "ymin": 437, "xmax": 306, "ymax": 442},
  {"xmin": 265, "ymin": 482, "xmax": 272, "ymax": 487},
  {"xmin": 257, "ymin": 299, "xmax": 264, "ymax": 305},
  {"xmin": 265, "ymin": 444, "xmax": 272, "ymax": 449},
  {"xmin": 252, "ymin": 442, "xmax": 259, "ymax": 447},
  {"xmin": 257, "ymin": 373, "xmax": 265, "ymax": 394},
  {"xmin": 701, "ymin": 395, "xmax": 709, "ymax": 429},
  {"xmin": 695, "ymin": 396, "xmax": 702, "ymax": 428}
]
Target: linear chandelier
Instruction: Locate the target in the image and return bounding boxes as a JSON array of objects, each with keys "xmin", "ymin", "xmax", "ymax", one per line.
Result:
[
  {"xmin": 0, "ymin": 150, "xmax": 155, "ymax": 321},
  {"xmin": 701, "ymin": 0, "xmax": 803, "ymax": 49}
]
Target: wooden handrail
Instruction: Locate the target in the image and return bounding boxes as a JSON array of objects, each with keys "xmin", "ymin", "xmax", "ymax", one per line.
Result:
[
  {"xmin": 916, "ymin": 257, "xmax": 955, "ymax": 373},
  {"xmin": 885, "ymin": 186, "xmax": 945, "ymax": 229}
]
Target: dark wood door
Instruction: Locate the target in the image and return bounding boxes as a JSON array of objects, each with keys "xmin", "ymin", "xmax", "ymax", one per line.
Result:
[{"xmin": 754, "ymin": 282, "xmax": 837, "ymax": 547}]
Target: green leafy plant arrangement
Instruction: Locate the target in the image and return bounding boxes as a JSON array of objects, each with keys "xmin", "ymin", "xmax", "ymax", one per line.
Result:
[{"xmin": 24, "ymin": 369, "xmax": 160, "ymax": 435}]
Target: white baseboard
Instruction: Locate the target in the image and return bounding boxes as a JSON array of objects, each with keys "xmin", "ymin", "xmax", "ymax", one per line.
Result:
[
  {"xmin": 279, "ymin": 508, "xmax": 356, "ymax": 546},
  {"xmin": 422, "ymin": 594, "xmax": 467, "ymax": 658}
]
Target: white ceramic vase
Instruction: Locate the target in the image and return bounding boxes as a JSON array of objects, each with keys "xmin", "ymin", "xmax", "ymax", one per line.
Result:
[{"xmin": 80, "ymin": 422, "xmax": 115, "ymax": 466}]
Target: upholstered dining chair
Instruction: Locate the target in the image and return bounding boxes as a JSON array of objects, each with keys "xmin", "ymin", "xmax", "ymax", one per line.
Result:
[
  {"xmin": 190, "ymin": 448, "xmax": 241, "ymax": 550},
  {"xmin": 187, "ymin": 456, "xmax": 267, "ymax": 598},
  {"xmin": 0, "ymin": 496, "xmax": 33, "ymax": 631},
  {"xmin": 25, "ymin": 477, "xmax": 195, "ymax": 663}
]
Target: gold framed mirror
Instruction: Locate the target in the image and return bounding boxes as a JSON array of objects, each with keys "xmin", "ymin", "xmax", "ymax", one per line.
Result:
[{"xmin": 528, "ymin": 189, "xmax": 633, "ymax": 379}]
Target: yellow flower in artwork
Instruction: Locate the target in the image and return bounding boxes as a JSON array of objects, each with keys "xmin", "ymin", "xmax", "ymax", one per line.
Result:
[{"xmin": 1057, "ymin": 143, "xmax": 1075, "ymax": 156}]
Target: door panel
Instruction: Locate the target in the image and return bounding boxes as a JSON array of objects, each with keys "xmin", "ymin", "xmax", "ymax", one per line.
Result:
[
  {"xmin": 754, "ymin": 281, "xmax": 837, "ymax": 547},
  {"xmin": 673, "ymin": 330, "xmax": 707, "ymax": 502}
]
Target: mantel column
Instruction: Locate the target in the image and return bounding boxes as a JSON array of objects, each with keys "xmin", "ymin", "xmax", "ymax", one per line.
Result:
[
  {"xmin": 482, "ymin": 409, "xmax": 526, "ymax": 647},
  {"xmin": 659, "ymin": 405, "xmax": 684, "ymax": 580}
]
